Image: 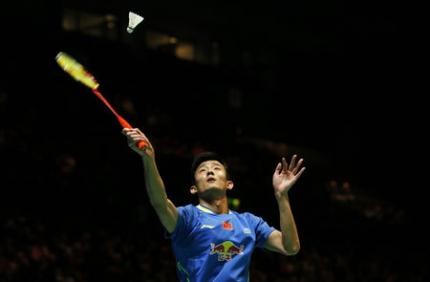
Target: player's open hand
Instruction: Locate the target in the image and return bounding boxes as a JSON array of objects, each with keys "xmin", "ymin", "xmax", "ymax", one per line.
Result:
[{"xmin": 272, "ymin": 155, "xmax": 305, "ymax": 198}]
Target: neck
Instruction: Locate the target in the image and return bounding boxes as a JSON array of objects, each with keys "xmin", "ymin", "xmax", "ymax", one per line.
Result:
[{"xmin": 199, "ymin": 197, "xmax": 229, "ymax": 214}]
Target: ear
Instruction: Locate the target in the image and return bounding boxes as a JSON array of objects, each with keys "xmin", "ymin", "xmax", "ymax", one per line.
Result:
[
  {"xmin": 226, "ymin": 180, "xmax": 234, "ymax": 190},
  {"xmin": 190, "ymin": 185, "xmax": 198, "ymax": 194}
]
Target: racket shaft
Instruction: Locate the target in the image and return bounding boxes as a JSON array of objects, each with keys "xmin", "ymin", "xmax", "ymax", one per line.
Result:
[{"xmin": 92, "ymin": 90, "xmax": 147, "ymax": 149}]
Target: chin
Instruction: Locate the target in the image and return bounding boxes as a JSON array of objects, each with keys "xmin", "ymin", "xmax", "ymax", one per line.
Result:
[{"xmin": 199, "ymin": 187, "xmax": 225, "ymax": 200}]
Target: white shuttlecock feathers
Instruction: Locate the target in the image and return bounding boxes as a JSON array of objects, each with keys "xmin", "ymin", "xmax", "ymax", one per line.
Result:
[{"xmin": 127, "ymin": 11, "xmax": 144, "ymax": 33}]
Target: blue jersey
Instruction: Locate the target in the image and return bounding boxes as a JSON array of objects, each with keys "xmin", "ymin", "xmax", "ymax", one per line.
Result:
[{"xmin": 170, "ymin": 204, "xmax": 275, "ymax": 282}]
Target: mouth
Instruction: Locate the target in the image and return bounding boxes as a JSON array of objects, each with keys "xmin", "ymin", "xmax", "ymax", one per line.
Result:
[{"xmin": 207, "ymin": 177, "xmax": 216, "ymax": 183}]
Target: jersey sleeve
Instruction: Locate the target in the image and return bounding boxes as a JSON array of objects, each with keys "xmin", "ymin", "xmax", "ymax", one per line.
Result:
[
  {"xmin": 247, "ymin": 213, "xmax": 276, "ymax": 248},
  {"xmin": 169, "ymin": 204, "xmax": 197, "ymax": 243}
]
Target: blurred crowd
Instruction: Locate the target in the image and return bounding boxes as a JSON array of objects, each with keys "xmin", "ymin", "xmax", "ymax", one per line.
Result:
[
  {"xmin": 1, "ymin": 213, "xmax": 427, "ymax": 282},
  {"xmin": 0, "ymin": 38, "xmax": 427, "ymax": 281}
]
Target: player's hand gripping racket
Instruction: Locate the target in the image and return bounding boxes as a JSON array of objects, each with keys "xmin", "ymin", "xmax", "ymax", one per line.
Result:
[{"xmin": 55, "ymin": 52, "xmax": 147, "ymax": 149}]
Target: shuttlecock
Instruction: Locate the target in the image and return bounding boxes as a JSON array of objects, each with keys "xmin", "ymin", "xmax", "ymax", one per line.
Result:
[{"xmin": 127, "ymin": 11, "xmax": 144, "ymax": 33}]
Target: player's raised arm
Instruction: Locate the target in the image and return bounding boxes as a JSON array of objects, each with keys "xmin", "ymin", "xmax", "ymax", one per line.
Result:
[
  {"xmin": 265, "ymin": 155, "xmax": 305, "ymax": 255},
  {"xmin": 122, "ymin": 128, "xmax": 178, "ymax": 233}
]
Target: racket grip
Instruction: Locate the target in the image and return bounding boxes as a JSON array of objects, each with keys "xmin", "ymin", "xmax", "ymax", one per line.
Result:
[
  {"xmin": 137, "ymin": 140, "xmax": 148, "ymax": 149},
  {"xmin": 117, "ymin": 116, "xmax": 147, "ymax": 149},
  {"xmin": 118, "ymin": 116, "xmax": 133, "ymax": 129}
]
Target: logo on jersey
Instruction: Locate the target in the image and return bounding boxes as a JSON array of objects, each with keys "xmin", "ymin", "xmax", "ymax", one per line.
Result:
[
  {"xmin": 210, "ymin": 241, "xmax": 244, "ymax": 261},
  {"xmin": 243, "ymin": 228, "xmax": 251, "ymax": 234},
  {"xmin": 222, "ymin": 221, "xmax": 233, "ymax": 230}
]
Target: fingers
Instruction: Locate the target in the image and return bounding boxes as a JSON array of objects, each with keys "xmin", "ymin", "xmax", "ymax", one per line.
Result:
[
  {"xmin": 292, "ymin": 158, "xmax": 304, "ymax": 174},
  {"xmin": 275, "ymin": 162, "xmax": 282, "ymax": 174},
  {"xmin": 122, "ymin": 128, "xmax": 142, "ymax": 139},
  {"xmin": 136, "ymin": 128, "xmax": 148, "ymax": 139},
  {"xmin": 281, "ymin": 155, "xmax": 305, "ymax": 175},
  {"xmin": 295, "ymin": 167, "xmax": 306, "ymax": 179},
  {"xmin": 122, "ymin": 128, "xmax": 132, "ymax": 135},
  {"xmin": 289, "ymin": 155, "xmax": 297, "ymax": 170},
  {"xmin": 122, "ymin": 128, "xmax": 150, "ymax": 146},
  {"xmin": 281, "ymin": 157, "xmax": 289, "ymax": 172}
]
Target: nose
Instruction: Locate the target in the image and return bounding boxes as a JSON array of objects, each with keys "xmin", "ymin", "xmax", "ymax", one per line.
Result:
[{"xmin": 206, "ymin": 170, "xmax": 215, "ymax": 176}]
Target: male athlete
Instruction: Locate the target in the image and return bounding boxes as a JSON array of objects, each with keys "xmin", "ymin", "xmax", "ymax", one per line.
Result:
[{"xmin": 123, "ymin": 128, "xmax": 305, "ymax": 281}]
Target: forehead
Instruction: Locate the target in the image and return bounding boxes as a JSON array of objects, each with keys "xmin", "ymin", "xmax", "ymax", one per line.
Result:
[{"xmin": 196, "ymin": 160, "xmax": 224, "ymax": 169}]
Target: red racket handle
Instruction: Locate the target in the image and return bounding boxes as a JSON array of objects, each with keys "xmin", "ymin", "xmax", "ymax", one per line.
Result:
[
  {"xmin": 116, "ymin": 116, "xmax": 147, "ymax": 149},
  {"xmin": 92, "ymin": 89, "xmax": 147, "ymax": 149}
]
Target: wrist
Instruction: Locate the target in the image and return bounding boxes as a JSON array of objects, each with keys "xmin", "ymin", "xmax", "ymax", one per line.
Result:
[{"xmin": 275, "ymin": 192, "xmax": 289, "ymax": 201}]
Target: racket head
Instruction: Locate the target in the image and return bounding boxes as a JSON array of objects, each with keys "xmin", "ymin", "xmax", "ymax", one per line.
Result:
[{"xmin": 56, "ymin": 52, "xmax": 100, "ymax": 90}]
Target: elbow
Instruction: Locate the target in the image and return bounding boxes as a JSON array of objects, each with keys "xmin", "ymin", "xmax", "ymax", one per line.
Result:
[
  {"xmin": 284, "ymin": 243, "xmax": 300, "ymax": 256},
  {"xmin": 287, "ymin": 246, "xmax": 300, "ymax": 256}
]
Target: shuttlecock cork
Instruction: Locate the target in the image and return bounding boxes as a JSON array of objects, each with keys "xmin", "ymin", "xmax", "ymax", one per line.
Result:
[{"xmin": 127, "ymin": 11, "xmax": 144, "ymax": 33}]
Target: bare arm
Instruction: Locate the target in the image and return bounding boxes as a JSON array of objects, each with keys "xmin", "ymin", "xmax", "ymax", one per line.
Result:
[
  {"xmin": 265, "ymin": 155, "xmax": 305, "ymax": 255},
  {"xmin": 122, "ymin": 128, "xmax": 178, "ymax": 233},
  {"xmin": 265, "ymin": 196, "xmax": 300, "ymax": 255}
]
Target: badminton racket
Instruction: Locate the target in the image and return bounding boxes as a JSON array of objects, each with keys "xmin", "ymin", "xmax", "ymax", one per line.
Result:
[{"xmin": 55, "ymin": 52, "xmax": 147, "ymax": 149}]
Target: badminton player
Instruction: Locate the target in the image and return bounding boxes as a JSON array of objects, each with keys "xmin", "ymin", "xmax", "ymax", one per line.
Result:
[{"xmin": 122, "ymin": 128, "xmax": 305, "ymax": 281}]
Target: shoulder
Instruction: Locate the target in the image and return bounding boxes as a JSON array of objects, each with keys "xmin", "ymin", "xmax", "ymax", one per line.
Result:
[
  {"xmin": 234, "ymin": 210, "xmax": 257, "ymax": 218},
  {"xmin": 232, "ymin": 211, "xmax": 260, "ymax": 221},
  {"xmin": 178, "ymin": 204, "xmax": 196, "ymax": 211},
  {"xmin": 171, "ymin": 204, "xmax": 199, "ymax": 235},
  {"xmin": 177, "ymin": 204, "xmax": 199, "ymax": 217},
  {"xmin": 235, "ymin": 211, "xmax": 271, "ymax": 227}
]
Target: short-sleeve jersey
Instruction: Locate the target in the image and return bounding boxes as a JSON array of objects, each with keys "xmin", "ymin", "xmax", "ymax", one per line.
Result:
[{"xmin": 170, "ymin": 204, "xmax": 275, "ymax": 282}]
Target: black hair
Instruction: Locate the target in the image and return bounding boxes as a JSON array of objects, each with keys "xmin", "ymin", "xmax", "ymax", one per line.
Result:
[{"xmin": 190, "ymin": 152, "xmax": 229, "ymax": 183}]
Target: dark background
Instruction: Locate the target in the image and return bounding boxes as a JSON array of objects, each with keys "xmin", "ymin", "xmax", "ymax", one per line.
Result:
[{"xmin": 0, "ymin": 0, "xmax": 426, "ymax": 281}]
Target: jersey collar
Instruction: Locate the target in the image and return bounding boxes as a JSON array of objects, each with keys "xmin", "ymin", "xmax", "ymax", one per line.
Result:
[{"xmin": 197, "ymin": 204, "xmax": 232, "ymax": 214}]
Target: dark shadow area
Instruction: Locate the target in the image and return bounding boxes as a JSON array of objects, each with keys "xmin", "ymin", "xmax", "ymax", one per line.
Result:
[{"xmin": 1, "ymin": 0, "xmax": 426, "ymax": 281}]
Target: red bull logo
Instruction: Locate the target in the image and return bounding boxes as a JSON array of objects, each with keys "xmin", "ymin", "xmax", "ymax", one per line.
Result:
[{"xmin": 210, "ymin": 241, "xmax": 244, "ymax": 261}]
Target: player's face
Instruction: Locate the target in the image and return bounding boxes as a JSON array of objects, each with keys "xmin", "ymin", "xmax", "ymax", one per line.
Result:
[{"xmin": 193, "ymin": 160, "xmax": 231, "ymax": 192}]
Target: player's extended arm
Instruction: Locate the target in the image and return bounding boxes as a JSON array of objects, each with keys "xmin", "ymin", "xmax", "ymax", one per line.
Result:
[
  {"xmin": 122, "ymin": 128, "xmax": 178, "ymax": 233},
  {"xmin": 265, "ymin": 197, "xmax": 300, "ymax": 255},
  {"xmin": 265, "ymin": 155, "xmax": 305, "ymax": 255}
]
